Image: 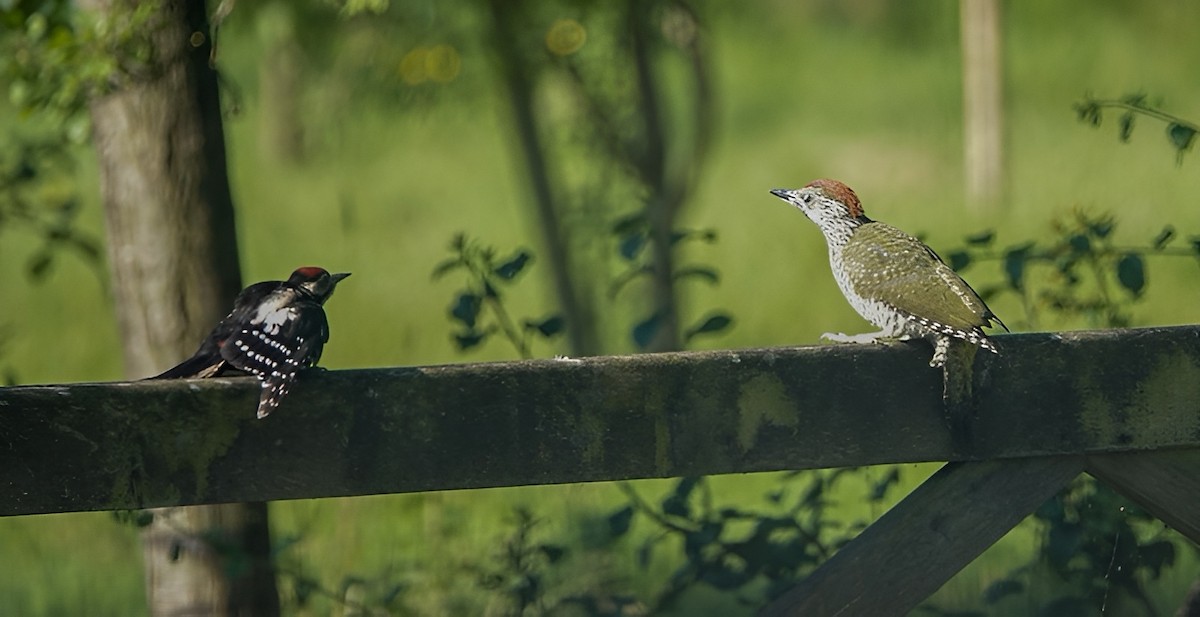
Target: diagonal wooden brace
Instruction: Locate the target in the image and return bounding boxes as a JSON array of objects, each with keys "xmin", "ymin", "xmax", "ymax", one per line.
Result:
[
  {"xmin": 760, "ymin": 456, "xmax": 1085, "ymax": 617},
  {"xmin": 1087, "ymin": 448, "xmax": 1200, "ymax": 545}
]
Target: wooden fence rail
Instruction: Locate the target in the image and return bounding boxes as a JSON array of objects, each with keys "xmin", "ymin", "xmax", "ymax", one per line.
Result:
[{"xmin": 3, "ymin": 325, "xmax": 1200, "ymax": 615}]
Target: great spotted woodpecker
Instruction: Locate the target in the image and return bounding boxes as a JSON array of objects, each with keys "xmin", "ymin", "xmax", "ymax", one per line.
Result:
[{"xmin": 154, "ymin": 267, "xmax": 351, "ymax": 418}]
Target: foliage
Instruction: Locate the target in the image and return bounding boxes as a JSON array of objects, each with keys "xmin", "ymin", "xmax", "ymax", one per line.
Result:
[
  {"xmin": 484, "ymin": 0, "xmax": 719, "ymax": 354},
  {"xmin": 0, "ymin": 132, "xmax": 103, "ymax": 386},
  {"xmin": 608, "ymin": 470, "xmax": 902, "ymax": 612},
  {"xmin": 931, "ymin": 214, "xmax": 1200, "ymax": 616},
  {"xmin": 463, "ymin": 507, "xmax": 648, "ymax": 617},
  {"xmin": 2, "ymin": 0, "xmax": 157, "ymax": 144},
  {"xmin": 944, "ymin": 211, "xmax": 1200, "ymax": 330},
  {"xmin": 275, "ymin": 540, "xmax": 409, "ymax": 616},
  {"xmin": 0, "ymin": 135, "xmax": 102, "ymax": 283},
  {"xmin": 433, "ymin": 233, "xmax": 564, "ymax": 358},
  {"xmin": 923, "ymin": 477, "xmax": 1179, "ymax": 617},
  {"xmin": 1075, "ymin": 94, "xmax": 1198, "ymax": 164},
  {"xmin": 610, "ymin": 216, "xmax": 733, "ymax": 349}
]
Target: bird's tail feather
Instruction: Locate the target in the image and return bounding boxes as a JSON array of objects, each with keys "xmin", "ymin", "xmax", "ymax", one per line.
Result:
[{"xmin": 150, "ymin": 355, "xmax": 220, "ymax": 380}]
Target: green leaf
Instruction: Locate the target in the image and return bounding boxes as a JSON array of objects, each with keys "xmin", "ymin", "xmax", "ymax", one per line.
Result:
[
  {"xmin": 1139, "ymin": 539, "xmax": 1176, "ymax": 577},
  {"xmin": 25, "ymin": 13, "xmax": 47, "ymax": 40},
  {"xmin": 662, "ymin": 477, "xmax": 699, "ymax": 517},
  {"xmin": 965, "ymin": 230, "xmax": 995, "ymax": 246},
  {"xmin": 611, "ymin": 212, "xmax": 645, "ymax": 234},
  {"xmin": 976, "ymin": 284, "xmax": 1003, "ymax": 302},
  {"xmin": 1116, "ymin": 253, "xmax": 1145, "ymax": 296},
  {"xmin": 673, "ymin": 266, "xmax": 719, "ymax": 285},
  {"xmin": 538, "ymin": 543, "xmax": 566, "ymax": 564},
  {"xmin": 1167, "ymin": 122, "xmax": 1197, "ymax": 153},
  {"xmin": 869, "ymin": 467, "xmax": 901, "ymax": 502},
  {"xmin": 493, "ymin": 249, "xmax": 531, "ymax": 280},
  {"xmin": 983, "ymin": 579, "xmax": 1024, "ymax": 604},
  {"xmin": 453, "ymin": 330, "xmax": 487, "ymax": 350},
  {"xmin": 947, "ymin": 251, "xmax": 971, "ymax": 272},
  {"xmin": 684, "ymin": 313, "xmax": 733, "ymax": 341},
  {"xmin": 1088, "ymin": 219, "xmax": 1113, "ymax": 239},
  {"xmin": 449, "ymin": 292, "xmax": 482, "ymax": 327},
  {"xmin": 431, "ymin": 257, "xmax": 463, "ymax": 279},
  {"xmin": 619, "ymin": 233, "xmax": 646, "ymax": 260},
  {"xmin": 1152, "ymin": 225, "xmax": 1175, "ymax": 250},
  {"xmin": 1120, "ymin": 92, "xmax": 1147, "ymax": 107},
  {"xmin": 661, "ymin": 494, "xmax": 689, "ymax": 518},
  {"xmin": 1074, "ymin": 100, "xmax": 1101, "ymax": 126},
  {"xmin": 1117, "ymin": 111, "xmax": 1135, "ymax": 142},
  {"xmin": 698, "ymin": 564, "xmax": 749, "ymax": 590},
  {"xmin": 525, "ymin": 315, "xmax": 564, "ymax": 338},
  {"xmin": 1003, "ymin": 244, "xmax": 1033, "ymax": 291},
  {"xmin": 26, "ymin": 250, "xmax": 52, "ymax": 281},
  {"xmin": 608, "ymin": 506, "xmax": 634, "ymax": 537},
  {"xmin": 632, "ymin": 312, "xmax": 662, "ymax": 349}
]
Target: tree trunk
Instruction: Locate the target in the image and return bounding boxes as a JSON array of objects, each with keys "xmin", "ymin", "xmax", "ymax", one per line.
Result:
[
  {"xmin": 960, "ymin": 0, "xmax": 1005, "ymax": 210},
  {"xmin": 78, "ymin": 0, "xmax": 280, "ymax": 614},
  {"xmin": 487, "ymin": 0, "xmax": 603, "ymax": 357},
  {"xmin": 257, "ymin": 1, "xmax": 306, "ymax": 165},
  {"xmin": 629, "ymin": 0, "xmax": 680, "ymax": 353}
]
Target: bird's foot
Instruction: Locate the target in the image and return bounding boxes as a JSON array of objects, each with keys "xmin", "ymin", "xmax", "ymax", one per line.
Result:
[
  {"xmin": 822, "ymin": 331, "xmax": 908, "ymax": 345},
  {"xmin": 929, "ymin": 337, "xmax": 951, "ymax": 368}
]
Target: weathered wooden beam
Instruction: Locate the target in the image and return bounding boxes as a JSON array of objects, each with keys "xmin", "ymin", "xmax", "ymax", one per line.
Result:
[
  {"xmin": 2, "ymin": 325, "xmax": 1199, "ymax": 516},
  {"xmin": 1086, "ymin": 448, "xmax": 1200, "ymax": 545},
  {"xmin": 758, "ymin": 455, "xmax": 1086, "ymax": 617}
]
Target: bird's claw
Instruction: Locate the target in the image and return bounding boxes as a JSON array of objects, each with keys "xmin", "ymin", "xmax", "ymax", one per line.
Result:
[{"xmin": 821, "ymin": 331, "xmax": 885, "ymax": 345}]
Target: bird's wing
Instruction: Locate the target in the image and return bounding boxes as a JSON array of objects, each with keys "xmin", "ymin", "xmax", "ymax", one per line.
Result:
[
  {"xmin": 220, "ymin": 300, "xmax": 329, "ymax": 377},
  {"xmin": 149, "ymin": 280, "xmax": 284, "ymax": 379},
  {"xmin": 845, "ymin": 223, "xmax": 1001, "ymax": 331}
]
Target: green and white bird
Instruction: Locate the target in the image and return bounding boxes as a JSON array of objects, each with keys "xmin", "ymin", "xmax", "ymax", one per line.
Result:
[{"xmin": 770, "ymin": 179, "xmax": 1007, "ymax": 367}]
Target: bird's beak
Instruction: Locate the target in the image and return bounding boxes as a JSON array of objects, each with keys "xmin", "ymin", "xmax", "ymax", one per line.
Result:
[
  {"xmin": 331, "ymin": 272, "xmax": 352, "ymax": 284},
  {"xmin": 770, "ymin": 188, "xmax": 794, "ymax": 201}
]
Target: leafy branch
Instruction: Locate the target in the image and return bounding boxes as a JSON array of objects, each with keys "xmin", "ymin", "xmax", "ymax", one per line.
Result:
[
  {"xmin": 609, "ymin": 213, "xmax": 734, "ymax": 350},
  {"xmin": 0, "ymin": 135, "xmax": 103, "ymax": 284},
  {"xmin": 433, "ymin": 233, "xmax": 564, "ymax": 359},
  {"xmin": 945, "ymin": 210, "xmax": 1200, "ymax": 330},
  {"xmin": 1075, "ymin": 93, "xmax": 1198, "ymax": 163},
  {"xmin": 934, "ymin": 211, "xmax": 1199, "ymax": 616},
  {"xmin": 608, "ymin": 469, "xmax": 903, "ymax": 611}
]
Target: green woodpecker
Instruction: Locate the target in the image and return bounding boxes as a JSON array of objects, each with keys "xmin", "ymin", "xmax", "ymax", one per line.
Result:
[{"xmin": 770, "ymin": 179, "xmax": 1007, "ymax": 367}]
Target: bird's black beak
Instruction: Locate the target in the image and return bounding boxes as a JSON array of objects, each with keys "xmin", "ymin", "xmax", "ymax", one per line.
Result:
[
  {"xmin": 331, "ymin": 272, "xmax": 352, "ymax": 284},
  {"xmin": 770, "ymin": 188, "xmax": 792, "ymax": 200}
]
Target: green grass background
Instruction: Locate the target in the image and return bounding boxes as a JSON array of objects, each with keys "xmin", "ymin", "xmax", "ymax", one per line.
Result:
[{"xmin": 2, "ymin": 0, "xmax": 1199, "ymax": 614}]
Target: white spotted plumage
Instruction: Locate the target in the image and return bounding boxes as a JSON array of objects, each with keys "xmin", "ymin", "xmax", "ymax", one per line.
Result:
[{"xmin": 152, "ymin": 267, "xmax": 349, "ymax": 419}]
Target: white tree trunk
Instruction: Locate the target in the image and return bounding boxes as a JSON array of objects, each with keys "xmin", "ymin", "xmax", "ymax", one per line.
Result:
[{"xmin": 961, "ymin": 0, "xmax": 1006, "ymax": 210}]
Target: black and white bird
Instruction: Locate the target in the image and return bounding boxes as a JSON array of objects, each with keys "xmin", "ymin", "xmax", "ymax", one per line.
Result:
[{"xmin": 153, "ymin": 267, "xmax": 350, "ymax": 418}]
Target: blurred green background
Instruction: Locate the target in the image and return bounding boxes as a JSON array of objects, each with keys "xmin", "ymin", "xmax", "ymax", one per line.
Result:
[{"xmin": 2, "ymin": 0, "xmax": 1199, "ymax": 614}]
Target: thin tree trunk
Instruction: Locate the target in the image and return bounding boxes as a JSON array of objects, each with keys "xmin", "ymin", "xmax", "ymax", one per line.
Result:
[
  {"xmin": 258, "ymin": 1, "xmax": 306, "ymax": 165},
  {"xmin": 78, "ymin": 0, "xmax": 279, "ymax": 614},
  {"xmin": 487, "ymin": 0, "xmax": 602, "ymax": 356},
  {"xmin": 960, "ymin": 0, "xmax": 1005, "ymax": 210},
  {"xmin": 629, "ymin": 0, "xmax": 680, "ymax": 353}
]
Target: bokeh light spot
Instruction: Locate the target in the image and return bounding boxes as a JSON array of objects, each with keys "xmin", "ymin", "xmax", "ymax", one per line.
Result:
[{"xmin": 545, "ymin": 18, "xmax": 586, "ymax": 56}]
